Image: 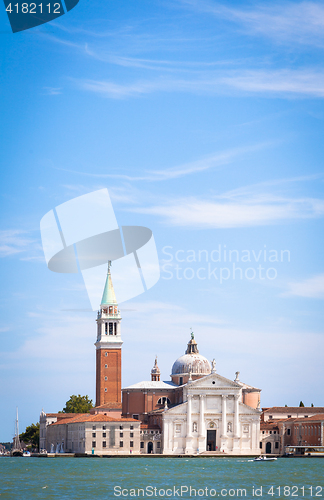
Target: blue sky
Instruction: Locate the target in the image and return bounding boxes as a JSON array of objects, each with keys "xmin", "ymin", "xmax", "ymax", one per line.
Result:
[{"xmin": 1, "ymin": 0, "xmax": 324, "ymax": 442}]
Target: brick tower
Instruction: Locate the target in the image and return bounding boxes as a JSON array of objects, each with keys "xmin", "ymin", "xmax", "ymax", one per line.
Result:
[{"xmin": 95, "ymin": 261, "xmax": 122, "ymax": 407}]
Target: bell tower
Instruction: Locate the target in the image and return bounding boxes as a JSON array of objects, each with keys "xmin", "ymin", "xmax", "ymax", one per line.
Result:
[{"xmin": 95, "ymin": 261, "xmax": 122, "ymax": 407}]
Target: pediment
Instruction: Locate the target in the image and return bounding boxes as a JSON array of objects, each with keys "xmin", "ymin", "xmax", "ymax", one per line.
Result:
[{"xmin": 189, "ymin": 372, "xmax": 241, "ymax": 390}]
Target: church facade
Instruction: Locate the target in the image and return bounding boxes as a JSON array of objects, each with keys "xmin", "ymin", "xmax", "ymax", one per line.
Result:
[{"xmin": 123, "ymin": 334, "xmax": 261, "ymax": 455}]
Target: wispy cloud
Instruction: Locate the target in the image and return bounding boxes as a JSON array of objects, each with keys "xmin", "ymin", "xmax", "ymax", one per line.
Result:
[
  {"xmin": 285, "ymin": 273, "xmax": 324, "ymax": 298},
  {"xmin": 55, "ymin": 143, "xmax": 270, "ymax": 182},
  {"xmin": 74, "ymin": 67, "xmax": 324, "ymax": 99},
  {"xmin": 43, "ymin": 87, "xmax": 62, "ymax": 95},
  {"xmin": 132, "ymin": 174, "xmax": 324, "ymax": 228},
  {"xmin": 0, "ymin": 230, "xmax": 35, "ymax": 257},
  {"xmin": 134, "ymin": 195, "xmax": 324, "ymax": 228},
  {"xmin": 180, "ymin": 1, "xmax": 324, "ymax": 48}
]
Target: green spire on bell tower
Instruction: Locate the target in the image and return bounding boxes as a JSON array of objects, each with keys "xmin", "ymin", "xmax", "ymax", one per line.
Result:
[{"xmin": 101, "ymin": 260, "xmax": 117, "ymax": 306}]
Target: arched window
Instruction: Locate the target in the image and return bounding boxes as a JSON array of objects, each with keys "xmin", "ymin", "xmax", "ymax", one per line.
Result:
[{"xmin": 157, "ymin": 397, "xmax": 171, "ymax": 405}]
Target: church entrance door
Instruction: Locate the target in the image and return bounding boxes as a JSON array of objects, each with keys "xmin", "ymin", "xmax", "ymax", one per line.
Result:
[
  {"xmin": 147, "ymin": 442, "xmax": 153, "ymax": 454},
  {"xmin": 206, "ymin": 430, "xmax": 216, "ymax": 451},
  {"xmin": 266, "ymin": 442, "xmax": 271, "ymax": 454}
]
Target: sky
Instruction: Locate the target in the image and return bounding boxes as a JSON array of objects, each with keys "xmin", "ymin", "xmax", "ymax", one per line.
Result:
[{"xmin": 1, "ymin": 0, "xmax": 324, "ymax": 442}]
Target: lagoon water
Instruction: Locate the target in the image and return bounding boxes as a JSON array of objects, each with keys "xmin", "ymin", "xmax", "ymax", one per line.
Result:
[{"xmin": 0, "ymin": 457, "xmax": 323, "ymax": 499}]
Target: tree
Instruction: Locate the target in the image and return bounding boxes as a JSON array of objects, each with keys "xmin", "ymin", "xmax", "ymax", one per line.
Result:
[
  {"xmin": 20, "ymin": 423, "xmax": 39, "ymax": 449},
  {"xmin": 311, "ymin": 403, "xmax": 314, "ymax": 407},
  {"xmin": 62, "ymin": 394, "xmax": 93, "ymax": 413},
  {"xmin": 299, "ymin": 401, "xmax": 305, "ymax": 407}
]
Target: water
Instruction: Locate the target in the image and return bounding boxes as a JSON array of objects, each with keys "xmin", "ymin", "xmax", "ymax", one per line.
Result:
[{"xmin": 0, "ymin": 457, "xmax": 323, "ymax": 499}]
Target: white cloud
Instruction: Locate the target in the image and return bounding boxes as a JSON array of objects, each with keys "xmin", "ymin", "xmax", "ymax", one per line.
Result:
[
  {"xmin": 0, "ymin": 230, "xmax": 35, "ymax": 257},
  {"xmin": 74, "ymin": 67, "xmax": 324, "ymax": 100},
  {"xmin": 43, "ymin": 87, "xmax": 62, "ymax": 95},
  {"xmin": 133, "ymin": 194, "xmax": 324, "ymax": 228},
  {"xmin": 285, "ymin": 273, "xmax": 324, "ymax": 298},
  {"xmin": 181, "ymin": 1, "xmax": 324, "ymax": 48},
  {"xmin": 56, "ymin": 143, "xmax": 270, "ymax": 182}
]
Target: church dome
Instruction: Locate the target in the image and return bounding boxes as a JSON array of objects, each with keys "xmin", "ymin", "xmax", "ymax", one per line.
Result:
[
  {"xmin": 171, "ymin": 353, "xmax": 211, "ymax": 376},
  {"xmin": 171, "ymin": 333, "xmax": 211, "ymax": 376}
]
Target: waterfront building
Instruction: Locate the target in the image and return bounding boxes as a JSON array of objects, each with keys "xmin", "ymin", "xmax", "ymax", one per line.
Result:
[
  {"xmin": 259, "ymin": 407, "xmax": 324, "ymax": 455},
  {"xmin": 40, "ymin": 262, "xmax": 262, "ymax": 455}
]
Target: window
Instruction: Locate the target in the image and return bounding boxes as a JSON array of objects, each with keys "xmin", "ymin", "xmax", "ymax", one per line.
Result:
[
  {"xmin": 130, "ymin": 425, "xmax": 133, "ymax": 430},
  {"xmin": 105, "ymin": 364, "xmax": 108, "ymax": 368},
  {"xmin": 93, "ymin": 426, "xmax": 96, "ymax": 430},
  {"xmin": 304, "ymin": 415, "xmax": 308, "ymax": 418},
  {"xmin": 130, "ymin": 433, "xmax": 134, "ymax": 438},
  {"xmin": 92, "ymin": 433, "xmax": 96, "ymax": 438},
  {"xmin": 179, "ymin": 377, "xmax": 183, "ymax": 385},
  {"xmin": 120, "ymin": 426, "xmax": 123, "ymax": 430},
  {"xmin": 120, "ymin": 433, "xmax": 123, "ymax": 438},
  {"xmin": 287, "ymin": 429, "xmax": 291, "ymax": 436},
  {"xmin": 130, "ymin": 441, "xmax": 134, "ymax": 448},
  {"xmin": 109, "ymin": 323, "xmax": 113, "ymax": 335},
  {"xmin": 92, "ymin": 442, "xmax": 96, "ymax": 448},
  {"xmin": 105, "ymin": 352, "xmax": 108, "ymax": 357},
  {"xmin": 262, "ymin": 431, "xmax": 265, "ymax": 434},
  {"xmin": 157, "ymin": 397, "xmax": 171, "ymax": 405},
  {"xmin": 103, "ymin": 433, "xmax": 106, "ymax": 438},
  {"xmin": 120, "ymin": 441, "xmax": 123, "ymax": 448},
  {"xmin": 103, "ymin": 441, "xmax": 106, "ymax": 448},
  {"xmin": 273, "ymin": 431, "xmax": 276, "ymax": 434},
  {"xmin": 270, "ymin": 431, "xmax": 272, "ymax": 434},
  {"xmin": 103, "ymin": 426, "xmax": 106, "ymax": 430},
  {"xmin": 260, "ymin": 442, "xmax": 262, "ymax": 449},
  {"xmin": 105, "ymin": 388, "xmax": 107, "ymax": 392},
  {"xmin": 288, "ymin": 415, "xmax": 291, "ymax": 418},
  {"xmin": 105, "ymin": 323, "xmax": 108, "ymax": 334},
  {"xmin": 157, "ymin": 442, "xmax": 161, "ymax": 449},
  {"xmin": 114, "ymin": 322, "xmax": 117, "ymax": 335},
  {"xmin": 132, "ymin": 415, "xmax": 139, "ymax": 420},
  {"xmin": 105, "ymin": 376, "xmax": 108, "ymax": 381},
  {"xmin": 140, "ymin": 442, "xmax": 144, "ymax": 449},
  {"xmin": 268, "ymin": 415, "xmax": 273, "ymax": 419},
  {"xmin": 275, "ymin": 442, "xmax": 279, "ymax": 449}
]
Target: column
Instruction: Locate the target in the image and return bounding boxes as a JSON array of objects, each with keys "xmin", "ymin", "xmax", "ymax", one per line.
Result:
[
  {"xmin": 187, "ymin": 395, "xmax": 192, "ymax": 437},
  {"xmin": 234, "ymin": 394, "xmax": 240, "ymax": 437},
  {"xmin": 198, "ymin": 395, "xmax": 205, "ymax": 454},
  {"xmin": 162, "ymin": 418, "xmax": 169, "ymax": 454},
  {"xmin": 185, "ymin": 395, "xmax": 193, "ymax": 454},
  {"xmin": 221, "ymin": 395, "xmax": 227, "ymax": 437},
  {"xmin": 199, "ymin": 395, "xmax": 205, "ymax": 437}
]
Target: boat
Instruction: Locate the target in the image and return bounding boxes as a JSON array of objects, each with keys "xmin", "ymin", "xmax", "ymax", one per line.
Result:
[
  {"xmin": 11, "ymin": 407, "xmax": 23, "ymax": 457},
  {"xmin": 22, "ymin": 450, "xmax": 31, "ymax": 457},
  {"xmin": 254, "ymin": 456, "xmax": 277, "ymax": 461}
]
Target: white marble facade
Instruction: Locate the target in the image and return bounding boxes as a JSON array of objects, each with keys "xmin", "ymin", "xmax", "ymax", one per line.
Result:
[{"xmin": 162, "ymin": 372, "xmax": 260, "ymax": 455}]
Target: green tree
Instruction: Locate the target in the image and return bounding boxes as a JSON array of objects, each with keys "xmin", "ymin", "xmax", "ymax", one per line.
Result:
[
  {"xmin": 20, "ymin": 423, "xmax": 39, "ymax": 449},
  {"xmin": 311, "ymin": 403, "xmax": 314, "ymax": 407},
  {"xmin": 62, "ymin": 394, "xmax": 93, "ymax": 413},
  {"xmin": 299, "ymin": 401, "xmax": 305, "ymax": 407}
]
